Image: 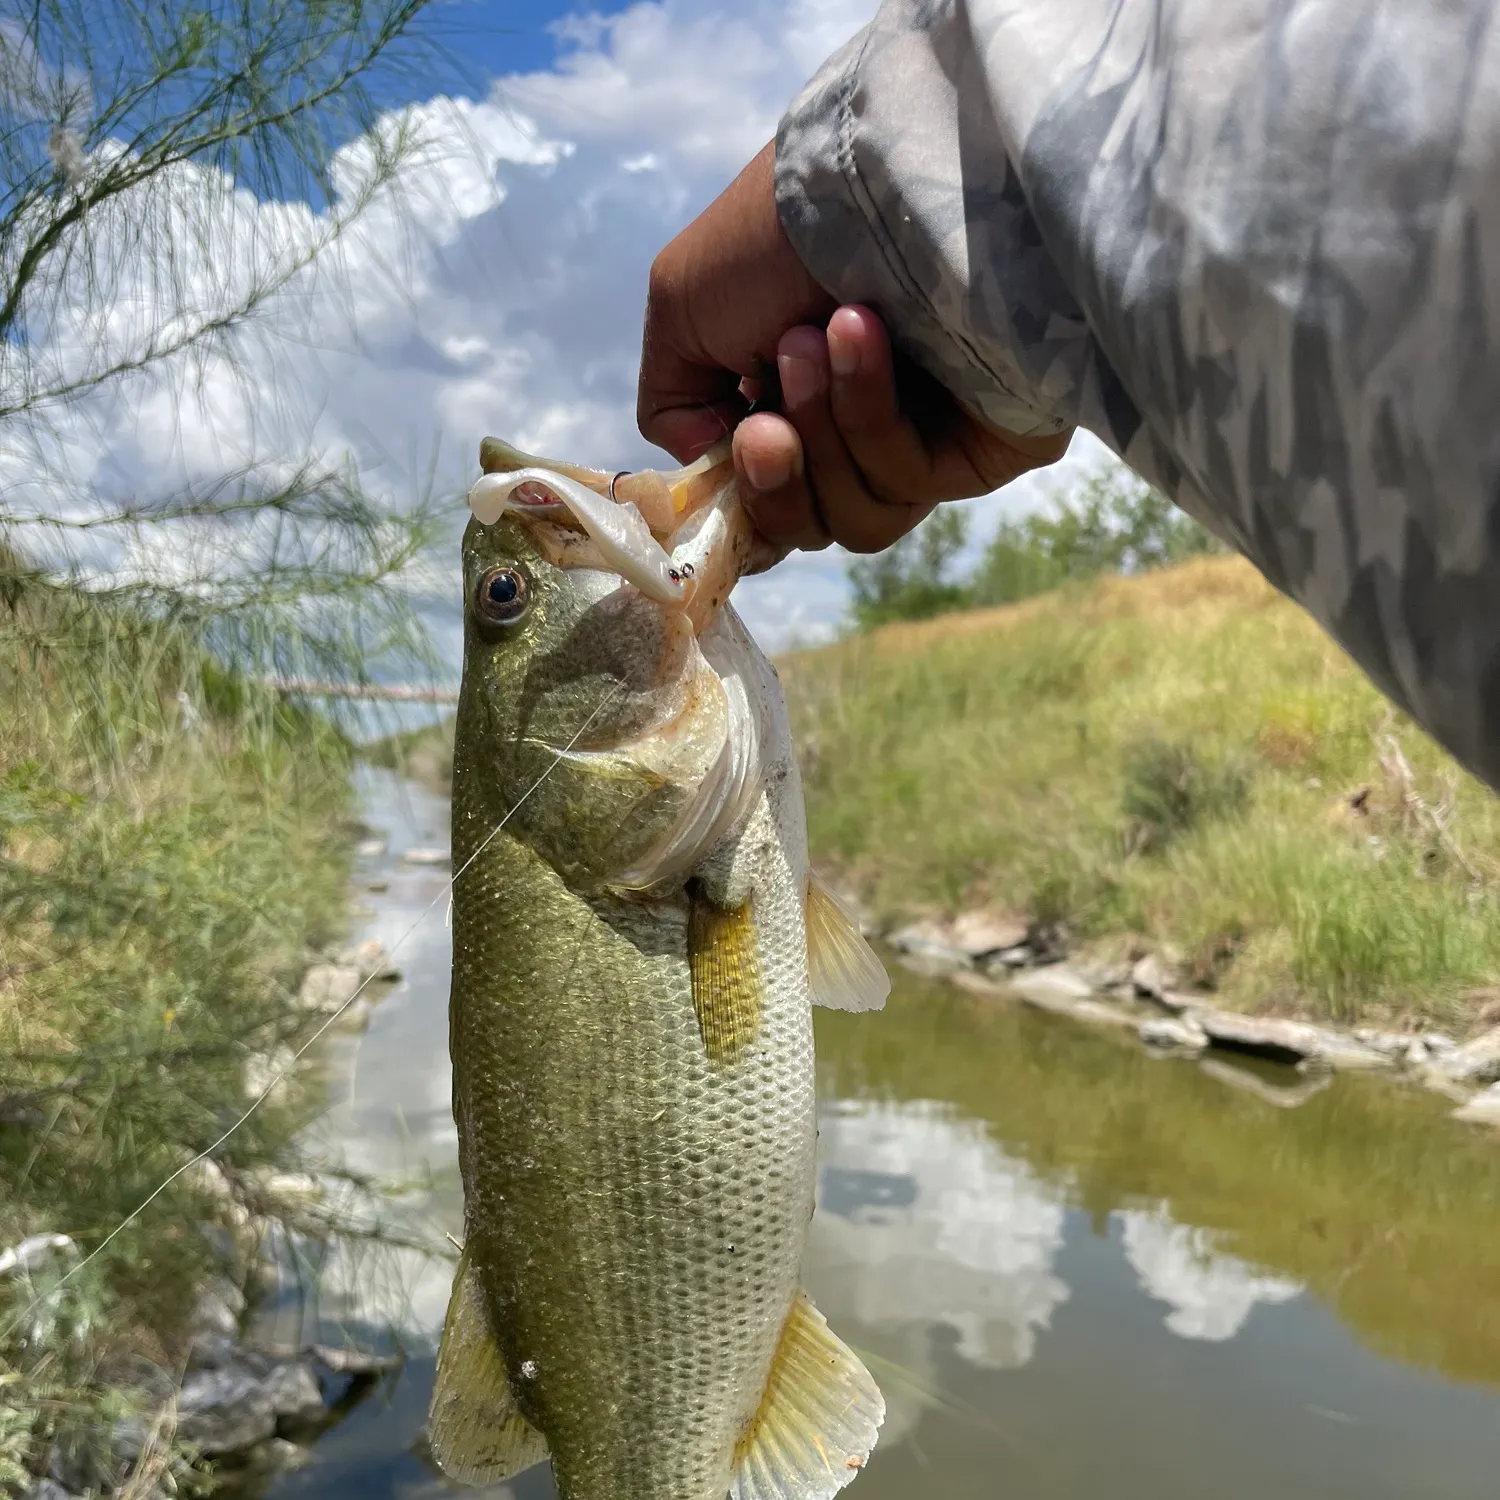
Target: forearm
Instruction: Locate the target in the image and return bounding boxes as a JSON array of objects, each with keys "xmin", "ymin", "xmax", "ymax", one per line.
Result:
[{"xmin": 776, "ymin": 0, "xmax": 1500, "ymax": 785}]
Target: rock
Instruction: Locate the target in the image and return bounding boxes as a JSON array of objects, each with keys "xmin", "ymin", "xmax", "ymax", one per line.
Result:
[
  {"xmin": 982, "ymin": 944, "xmax": 1033, "ymax": 971},
  {"xmin": 1452, "ymin": 1081, "xmax": 1500, "ymax": 1125},
  {"xmin": 1155, "ymin": 990, "xmax": 1195, "ymax": 1015},
  {"xmin": 334, "ymin": 938, "xmax": 402, "ymax": 982},
  {"xmin": 191, "ymin": 1274, "xmax": 246, "ymax": 1340},
  {"xmin": 253, "ymin": 1170, "xmax": 324, "ymax": 1203},
  {"xmin": 1011, "ymin": 971, "xmax": 1136, "ymax": 1031},
  {"xmin": 948, "ymin": 970, "xmax": 1011, "ymax": 1000},
  {"xmin": 0, "ymin": 1232, "xmax": 75, "ymax": 1278},
  {"xmin": 1139, "ymin": 1016, "xmax": 1208, "ymax": 1051},
  {"xmin": 401, "ymin": 845, "xmax": 451, "ymax": 868},
  {"xmin": 947, "ymin": 911, "xmax": 1029, "ymax": 958},
  {"xmin": 887, "ymin": 919, "xmax": 971, "ymax": 975},
  {"xmin": 355, "ymin": 836, "xmax": 388, "ymax": 858},
  {"xmin": 1072, "ymin": 959, "xmax": 1132, "ymax": 991},
  {"xmin": 178, "ymin": 1366, "xmax": 278, "ymax": 1452},
  {"xmin": 177, "ymin": 1358, "xmax": 325, "ymax": 1454},
  {"xmin": 264, "ymin": 1437, "xmax": 314, "ymax": 1471},
  {"xmin": 1012, "ymin": 966, "xmax": 1095, "ymax": 1004},
  {"xmin": 261, "ymin": 1360, "xmax": 328, "ymax": 1429},
  {"xmin": 1193, "ymin": 1010, "xmax": 1389, "ymax": 1070},
  {"xmin": 1310, "ymin": 1033, "xmax": 1394, "ymax": 1071},
  {"xmin": 1025, "ymin": 919, "xmax": 1073, "ymax": 965},
  {"xmin": 1352, "ymin": 1028, "xmax": 1412, "ymax": 1058},
  {"xmin": 189, "ymin": 1334, "xmax": 241, "ymax": 1372},
  {"xmin": 1130, "ymin": 954, "xmax": 1172, "ymax": 1000},
  {"xmin": 1422, "ymin": 1031, "xmax": 1457, "ymax": 1055},
  {"xmin": 365, "ymin": 880, "xmax": 390, "ymax": 894},
  {"xmin": 243, "ymin": 1044, "xmax": 296, "ymax": 1102},
  {"xmin": 1433, "ymin": 1025, "xmax": 1500, "ymax": 1085},
  {"xmin": 297, "ymin": 963, "xmax": 362, "ymax": 1011}
]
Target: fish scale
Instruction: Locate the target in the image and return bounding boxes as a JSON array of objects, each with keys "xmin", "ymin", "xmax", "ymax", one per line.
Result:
[{"xmin": 451, "ymin": 787, "xmax": 815, "ymax": 1500}]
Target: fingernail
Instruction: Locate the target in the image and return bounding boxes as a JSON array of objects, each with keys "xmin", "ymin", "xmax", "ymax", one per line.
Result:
[
  {"xmin": 778, "ymin": 352, "xmax": 823, "ymax": 409},
  {"xmin": 742, "ymin": 447, "xmax": 793, "ymax": 492},
  {"xmin": 827, "ymin": 327, "xmax": 859, "ymax": 378}
]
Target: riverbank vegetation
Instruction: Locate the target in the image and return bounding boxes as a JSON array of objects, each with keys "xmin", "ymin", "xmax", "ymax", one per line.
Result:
[
  {"xmin": 784, "ymin": 553, "xmax": 1500, "ymax": 1031},
  {"xmin": 0, "ymin": 0, "xmax": 448, "ymax": 1490},
  {"xmin": 0, "ymin": 559, "xmax": 362, "ymax": 1493},
  {"xmin": 847, "ymin": 466, "xmax": 1223, "ymax": 631}
]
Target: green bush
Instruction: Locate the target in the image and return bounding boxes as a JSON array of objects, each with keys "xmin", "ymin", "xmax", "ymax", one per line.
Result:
[
  {"xmin": 844, "ymin": 465, "xmax": 1223, "ymax": 629},
  {"xmin": 1120, "ymin": 737, "xmax": 1253, "ymax": 854}
]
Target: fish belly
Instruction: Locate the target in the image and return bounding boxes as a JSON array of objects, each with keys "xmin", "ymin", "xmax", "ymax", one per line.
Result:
[{"xmin": 451, "ymin": 834, "xmax": 815, "ymax": 1500}]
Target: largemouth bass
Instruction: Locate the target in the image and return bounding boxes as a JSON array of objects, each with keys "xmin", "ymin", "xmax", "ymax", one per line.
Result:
[{"xmin": 430, "ymin": 438, "xmax": 890, "ymax": 1500}]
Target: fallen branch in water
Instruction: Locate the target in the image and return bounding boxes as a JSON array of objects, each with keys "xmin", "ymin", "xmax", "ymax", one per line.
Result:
[{"xmin": 264, "ymin": 678, "xmax": 458, "ymax": 704}]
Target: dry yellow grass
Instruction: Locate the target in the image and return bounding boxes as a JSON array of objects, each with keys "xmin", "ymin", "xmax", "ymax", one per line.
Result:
[{"xmin": 782, "ymin": 557, "xmax": 1500, "ymax": 1028}]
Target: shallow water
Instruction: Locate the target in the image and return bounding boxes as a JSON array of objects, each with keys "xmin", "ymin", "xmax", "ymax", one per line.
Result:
[{"xmin": 256, "ymin": 768, "xmax": 1500, "ymax": 1498}]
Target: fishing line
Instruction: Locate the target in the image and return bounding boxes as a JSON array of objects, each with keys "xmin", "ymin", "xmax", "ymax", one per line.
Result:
[{"xmin": 20, "ymin": 682, "xmax": 624, "ymax": 1318}]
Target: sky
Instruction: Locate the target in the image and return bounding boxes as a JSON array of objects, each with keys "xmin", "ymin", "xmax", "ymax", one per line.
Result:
[{"xmin": 7, "ymin": 0, "xmax": 1121, "ymax": 662}]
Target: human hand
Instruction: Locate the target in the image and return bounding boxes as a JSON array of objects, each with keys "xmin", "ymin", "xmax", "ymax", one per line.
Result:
[{"xmin": 637, "ymin": 141, "xmax": 1072, "ymax": 562}]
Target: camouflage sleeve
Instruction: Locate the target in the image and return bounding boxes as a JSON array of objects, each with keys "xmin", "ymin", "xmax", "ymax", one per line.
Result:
[{"xmin": 774, "ymin": 0, "xmax": 1500, "ymax": 788}]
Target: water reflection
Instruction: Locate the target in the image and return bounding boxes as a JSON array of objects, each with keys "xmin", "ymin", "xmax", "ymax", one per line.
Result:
[
  {"xmin": 1116, "ymin": 1206, "xmax": 1302, "ymax": 1342},
  {"xmin": 814, "ymin": 1100, "xmax": 1069, "ymax": 1371},
  {"xmin": 257, "ymin": 773, "xmax": 1500, "ymax": 1499}
]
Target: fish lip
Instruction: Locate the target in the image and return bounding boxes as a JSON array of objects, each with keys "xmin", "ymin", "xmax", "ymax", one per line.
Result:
[
  {"xmin": 468, "ymin": 440, "xmax": 750, "ymax": 636},
  {"xmin": 469, "ymin": 467, "xmax": 689, "ymax": 607}
]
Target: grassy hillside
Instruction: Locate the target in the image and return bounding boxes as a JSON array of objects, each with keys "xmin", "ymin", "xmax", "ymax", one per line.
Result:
[
  {"xmin": 782, "ymin": 556, "xmax": 1500, "ymax": 1030},
  {"xmin": 0, "ymin": 561, "xmax": 357, "ymax": 1487}
]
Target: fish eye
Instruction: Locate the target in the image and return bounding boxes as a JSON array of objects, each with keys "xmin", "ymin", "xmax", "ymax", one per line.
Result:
[{"xmin": 476, "ymin": 565, "xmax": 530, "ymax": 627}]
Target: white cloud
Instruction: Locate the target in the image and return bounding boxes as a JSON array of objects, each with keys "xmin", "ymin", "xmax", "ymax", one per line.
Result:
[
  {"xmin": 7, "ymin": 0, "xmax": 1141, "ymax": 654},
  {"xmin": 1118, "ymin": 1205, "xmax": 1302, "ymax": 1342}
]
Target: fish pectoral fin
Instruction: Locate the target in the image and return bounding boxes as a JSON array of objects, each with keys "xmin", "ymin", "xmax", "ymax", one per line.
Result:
[
  {"xmin": 731, "ymin": 1291, "xmax": 885, "ymax": 1500},
  {"xmin": 428, "ymin": 1250, "xmax": 549, "ymax": 1485},
  {"xmin": 805, "ymin": 875, "xmax": 889, "ymax": 1013}
]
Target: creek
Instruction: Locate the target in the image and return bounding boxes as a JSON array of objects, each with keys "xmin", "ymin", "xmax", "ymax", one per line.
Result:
[{"xmin": 250, "ymin": 767, "xmax": 1500, "ymax": 1499}]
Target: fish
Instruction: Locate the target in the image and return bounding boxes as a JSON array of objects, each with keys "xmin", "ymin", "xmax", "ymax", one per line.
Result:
[{"xmin": 429, "ymin": 436, "xmax": 891, "ymax": 1500}]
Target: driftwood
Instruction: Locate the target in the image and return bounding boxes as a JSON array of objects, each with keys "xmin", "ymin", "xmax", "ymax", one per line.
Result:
[
  {"xmin": 1373, "ymin": 731, "xmax": 1487, "ymax": 882},
  {"xmin": 264, "ymin": 678, "xmax": 458, "ymax": 704}
]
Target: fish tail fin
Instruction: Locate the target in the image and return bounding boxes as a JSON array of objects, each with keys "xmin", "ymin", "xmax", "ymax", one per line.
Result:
[
  {"xmin": 730, "ymin": 1291, "xmax": 885, "ymax": 1500},
  {"xmin": 428, "ymin": 1248, "xmax": 550, "ymax": 1484},
  {"xmin": 805, "ymin": 874, "xmax": 889, "ymax": 1013}
]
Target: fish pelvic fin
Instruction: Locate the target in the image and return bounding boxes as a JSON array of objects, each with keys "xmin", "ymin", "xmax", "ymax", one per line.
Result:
[
  {"xmin": 731, "ymin": 1291, "xmax": 885, "ymax": 1500},
  {"xmin": 428, "ymin": 1249, "xmax": 550, "ymax": 1485},
  {"xmin": 688, "ymin": 885, "xmax": 763, "ymax": 1065},
  {"xmin": 805, "ymin": 875, "xmax": 889, "ymax": 1014}
]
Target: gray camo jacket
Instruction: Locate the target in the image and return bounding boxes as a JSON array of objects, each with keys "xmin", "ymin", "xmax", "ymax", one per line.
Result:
[{"xmin": 775, "ymin": 0, "xmax": 1500, "ymax": 788}]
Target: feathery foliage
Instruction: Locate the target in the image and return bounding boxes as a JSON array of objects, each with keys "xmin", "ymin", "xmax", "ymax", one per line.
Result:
[{"xmin": 0, "ymin": 2, "xmax": 457, "ymax": 1490}]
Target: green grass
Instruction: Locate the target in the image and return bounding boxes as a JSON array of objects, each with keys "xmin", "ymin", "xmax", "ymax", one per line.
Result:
[
  {"xmin": 784, "ymin": 556, "xmax": 1500, "ymax": 1030},
  {"xmin": 0, "ymin": 560, "xmax": 358, "ymax": 1490}
]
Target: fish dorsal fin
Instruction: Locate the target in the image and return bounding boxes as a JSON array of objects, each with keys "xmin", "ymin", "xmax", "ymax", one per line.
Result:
[
  {"xmin": 428, "ymin": 1249, "xmax": 550, "ymax": 1485},
  {"xmin": 688, "ymin": 887, "xmax": 763, "ymax": 1065},
  {"xmin": 731, "ymin": 1292, "xmax": 885, "ymax": 1500},
  {"xmin": 805, "ymin": 875, "xmax": 889, "ymax": 1013}
]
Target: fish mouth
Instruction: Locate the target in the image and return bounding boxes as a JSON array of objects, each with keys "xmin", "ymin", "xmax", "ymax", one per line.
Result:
[{"xmin": 466, "ymin": 438, "xmax": 755, "ymax": 636}]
